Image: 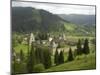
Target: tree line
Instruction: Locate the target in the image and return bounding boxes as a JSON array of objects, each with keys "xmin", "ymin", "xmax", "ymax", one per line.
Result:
[
  {"xmin": 54, "ymin": 38, "xmax": 90, "ymax": 65},
  {"xmin": 26, "ymin": 42, "xmax": 52, "ymax": 73}
]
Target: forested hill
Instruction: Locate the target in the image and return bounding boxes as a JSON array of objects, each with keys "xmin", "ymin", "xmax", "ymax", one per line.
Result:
[
  {"xmin": 12, "ymin": 7, "xmax": 69, "ymax": 33},
  {"xmin": 58, "ymin": 14, "xmax": 96, "ymax": 26},
  {"xmin": 12, "ymin": 7, "xmax": 95, "ymax": 36}
]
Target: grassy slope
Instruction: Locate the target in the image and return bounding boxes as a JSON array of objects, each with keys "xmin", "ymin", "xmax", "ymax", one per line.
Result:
[
  {"xmin": 64, "ymin": 23, "xmax": 77, "ymax": 31},
  {"xmin": 63, "ymin": 22, "xmax": 95, "ymax": 36},
  {"xmin": 45, "ymin": 53, "xmax": 96, "ymax": 72}
]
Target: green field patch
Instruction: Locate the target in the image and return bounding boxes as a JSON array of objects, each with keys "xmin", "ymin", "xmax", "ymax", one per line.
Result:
[
  {"xmin": 45, "ymin": 53, "xmax": 96, "ymax": 72},
  {"xmin": 64, "ymin": 23, "xmax": 77, "ymax": 31},
  {"xmin": 14, "ymin": 44, "xmax": 28, "ymax": 54}
]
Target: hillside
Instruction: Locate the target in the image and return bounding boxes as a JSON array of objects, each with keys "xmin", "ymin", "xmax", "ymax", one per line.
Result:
[
  {"xmin": 12, "ymin": 7, "xmax": 68, "ymax": 33},
  {"xmin": 45, "ymin": 53, "xmax": 96, "ymax": 72},
  {"xmin": 12, "ymin": 7, "xmax": 95, "ymax": 36},
  {"xmin": 58, "ymin": 14, "xmax": 96, "ymax": 26}
]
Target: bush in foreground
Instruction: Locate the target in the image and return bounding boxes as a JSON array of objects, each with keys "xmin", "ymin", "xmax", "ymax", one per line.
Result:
[{"xmin": 34, "ymin": 64, "xmax": 45, "ymax": 73}]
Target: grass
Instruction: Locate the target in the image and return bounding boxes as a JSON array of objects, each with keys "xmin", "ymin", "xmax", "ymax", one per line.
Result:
[
  {"xmin": 14, "ymin": 44, "xmax": 28, "ymax": 54},
  {"xmin": 48, "ymin": 43, "xmax": 96, "ymax": 72},
  {"xmin": 45, "ymin": 53, "xmax": 96, "ymax": 72},
  {"xmin": 66, "ymin": 36, "xmax": 95, "ymax": 40},
  {"xmin": 64, "ymin": 23, "xmax": 77, "ymax": 31}
]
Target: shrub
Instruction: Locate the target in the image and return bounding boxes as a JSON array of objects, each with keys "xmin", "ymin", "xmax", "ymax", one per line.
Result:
[{"xmin": 34, "ymin": 64, "xmax": 45, "ymax": 73}]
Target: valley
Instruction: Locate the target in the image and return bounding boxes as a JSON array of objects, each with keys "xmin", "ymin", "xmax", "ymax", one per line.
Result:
[{"xmin": 11, "ymin": 5, "xmax": 96, "ymax": 74}]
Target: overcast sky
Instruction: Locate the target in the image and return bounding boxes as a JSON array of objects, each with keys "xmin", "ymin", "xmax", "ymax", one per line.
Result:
[{"xmin": 12, "ymin": 1, "xmax": 95, "ymax": 15}]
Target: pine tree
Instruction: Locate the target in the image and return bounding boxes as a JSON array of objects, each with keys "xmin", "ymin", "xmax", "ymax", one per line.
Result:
[
  {"xmin": 35, "ymin": 46, "xmax": 44, "ymax": 64},
  {"xmin": 76, "ymin": 39, "xmax": 82, "ymax": 55},
  {"xmin": 39, "ymin": 47, "xmax": 44, "ymax": 64},
  {"xmin": 54, "ymin": 48, "xmax": 59, "ymax": 65},
  {"xmin": 27, "ymin": 35, "xmax": 30, "ymax": 57},
  {"xmin": 58, "ymin": 50, "xmax": 64, "ymax": 64},
  {"xmin": 67, "ymin": 48, "xmax": 74, "ymax": 61},
  {"xmin": 35, "ymin": 47, "xmax": 40, "ymax": 64},
  {"xmin": 83, "ymin": 39, "xmax": 90, "ymax": 54},
  {"xmin": 20, "ymin": 49, "xmax": 24, "ymax": 62},
  {"xmin": 43, "ymin": 47, "xmax": 52, "ymax": 69},
  {"xmin": 27, "ymin": 42, "xmax": 36, "ymax": 73}
]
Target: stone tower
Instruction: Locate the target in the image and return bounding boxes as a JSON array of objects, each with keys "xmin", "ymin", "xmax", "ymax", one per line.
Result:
[{"xmin": 29, "ymin": 33, "xmax": 35, "ymax": 45}]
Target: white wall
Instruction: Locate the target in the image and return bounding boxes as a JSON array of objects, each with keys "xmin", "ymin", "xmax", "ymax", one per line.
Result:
[{"xmin": 0, "ymin": 0, "xmax": 100, "ymax": 75}]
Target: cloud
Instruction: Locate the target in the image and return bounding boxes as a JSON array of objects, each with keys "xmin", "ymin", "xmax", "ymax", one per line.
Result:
[{"xmin": 12, "ymin": 1, "xmax": 95, "ymax": 15}]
